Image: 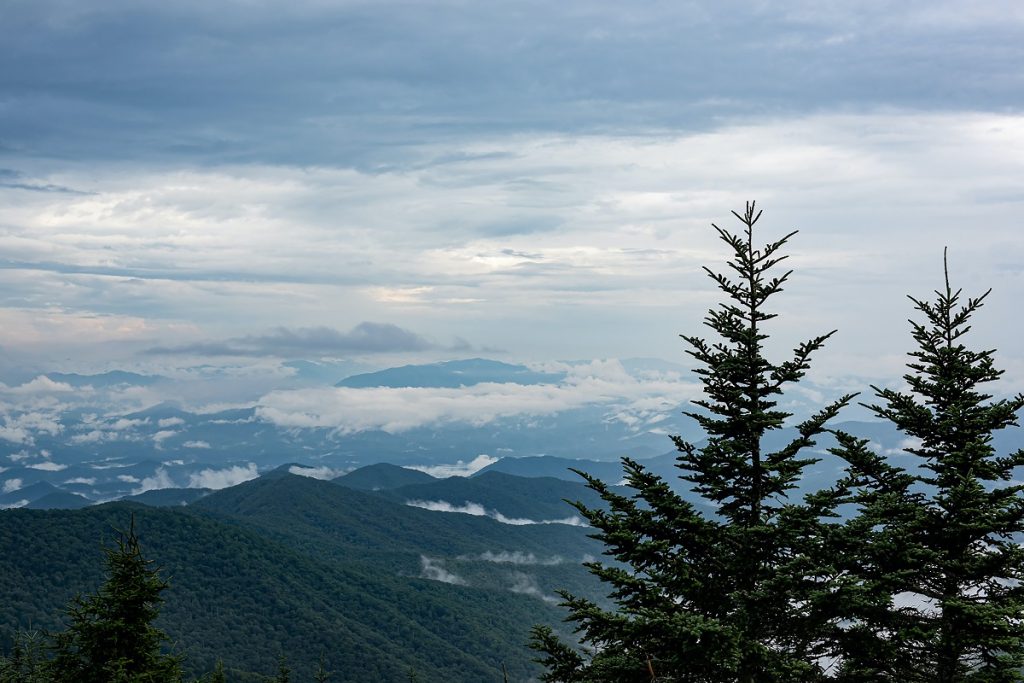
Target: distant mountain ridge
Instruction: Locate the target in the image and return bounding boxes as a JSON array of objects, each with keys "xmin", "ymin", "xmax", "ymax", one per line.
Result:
[
  {"xmin": 44, "ymin": 370, "xmax": 165, "ymax": 387},
  {"xmin": 336, "ymin": 358, "xmax": 565, "ymax": 388},
  {"xmin": 335, "ymin": 462, "xmax": 437, "ymax": 490}
]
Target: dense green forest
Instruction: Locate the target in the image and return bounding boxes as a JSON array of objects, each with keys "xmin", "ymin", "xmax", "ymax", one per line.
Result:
[{"xmin": 0, "ymin": 475, "xmax": 604, "ymax": 681}]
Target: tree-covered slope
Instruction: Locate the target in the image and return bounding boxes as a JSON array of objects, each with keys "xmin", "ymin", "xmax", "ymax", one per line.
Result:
[
  {"xmin": 0, "ymin": 503, "xmax": 581, "ymax": 682},
  {"xmin": 192, "ymin": 473, "xmax": 599, "ymax": 567},
  {"xmin": 334, "ymin": 462, "xmax": 437, "ymax": 490},
  {"xmin": 379, "ymin": 470, "xmax": 604, "ymax": 521}
]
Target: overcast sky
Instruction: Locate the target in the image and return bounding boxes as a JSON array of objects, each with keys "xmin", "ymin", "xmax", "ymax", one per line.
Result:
[{"xmin": 1, "ymin": 0, "xmax": 1022, "ymax": 390}]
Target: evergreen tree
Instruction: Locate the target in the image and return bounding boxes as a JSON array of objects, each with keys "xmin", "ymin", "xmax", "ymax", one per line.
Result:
[
  {"xmin": 313, "ymin": 651, "xmax": 331, "ymax": 683},
  {"xmin": 204, "ymin": 659, "xmax": 227, "ymax": 683},
  {"xmin": 0, "ymin": 630, "xmax": 50, "ymax": 683},
  {"xmin": 531, "ymin": 203, "xmax": 853, "ymax": 682},
  {"xmin": 49, "ymin": 515, "xmax": 183, "ymax": 683},
  {"xmin": 272, "ymin": 654, "xmax": 290, "ymax": 683},
  {"xmin": 829, "ymin": 253, "xmax": 1024, "ymax": 680}
]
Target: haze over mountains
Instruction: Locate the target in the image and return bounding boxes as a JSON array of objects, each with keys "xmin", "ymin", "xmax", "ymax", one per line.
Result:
[
  {"xmin": 2, "ymin": 356, "xmax": 1022, "ymax": 511},
  {"xmin": 3, "ymin": 349, "xmax": 1023, "ymax": 683},
  {"xmin": 4, "ymin": 354, "xmax": 1022, "ymax": 679}
]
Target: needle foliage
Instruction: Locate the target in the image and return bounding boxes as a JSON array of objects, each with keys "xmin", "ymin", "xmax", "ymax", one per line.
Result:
[{"xmin": 531, "ymin": 203, "xmax": 854, "ymax": 682}]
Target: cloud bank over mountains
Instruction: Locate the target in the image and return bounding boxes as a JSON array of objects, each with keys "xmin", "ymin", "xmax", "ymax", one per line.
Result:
[
  {"xmin": 0, "ymin": 1, "xmax": 1021, "ymax": 381},
  {"xmin": 406, "ymin": 499, "xmax": 587, "ymax": 527},
  {"xmin": 255, "ymin": 359, "xmax": 701, "ymax": 434}
]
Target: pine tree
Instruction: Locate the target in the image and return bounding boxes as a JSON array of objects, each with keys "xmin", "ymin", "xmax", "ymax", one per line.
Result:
[
  {"xmin": 531, "ymin": 203, "xmax": 853, "ymax": 682},
  {"xmin": 0, "ymin": 630, "xmax": 50, "ymax": 683},
  {"xmin": 313, "ymin": 651, "xmax": 331, "ymax": 683},
  {"xmin": 206, "ymin": 659, "xmax": 227, "ymax": 683},
  {"xmin": 49, "ymin": 515, "xmax": 183, "ymax": 683},
  {"xmin": 829, "ymin": 252, "xmax": 1024, "ymax": 680},
  {"xmin": 272, "ymin": 654, "xmax": 290, "ymax": 683}
]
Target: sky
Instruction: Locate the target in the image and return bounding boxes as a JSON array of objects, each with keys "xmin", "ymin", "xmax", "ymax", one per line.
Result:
[{"xmin": 1, "ymin": 0, "xmax": 1023, "ymax": 394}]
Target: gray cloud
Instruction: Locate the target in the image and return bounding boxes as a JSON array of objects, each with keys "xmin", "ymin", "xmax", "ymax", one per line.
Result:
[
  {"xmin": 0, "ymin": 181, "xmax": 91, "ymax": 194},
  {"xmin": 419, "ymin": 555, "xmax": 467, "ymax": 585},
  {"xmin": 405, "ymin": 499, "xmax": 587, "ymax": 526},
  {"xmin": 1, "ymin": 1, "xmax": 1021, "ymax": 166},
  {"xmin": 508, "ymin": 571, "xmax": 559, "ymax": 603},
  {"xmin": 0, "ymin": 168, "xmax": 92, "ymax": 194},
  {"xmin": 147, "ymin": 322, "xmax": 438, "ymax": 357},
  {"xmin": 468, "ymin": 550, "xmax": 566, "ymax": 566},
  {"xmin": 1, "ymin": 1, "xmax": 1023, "ymax": 383}
]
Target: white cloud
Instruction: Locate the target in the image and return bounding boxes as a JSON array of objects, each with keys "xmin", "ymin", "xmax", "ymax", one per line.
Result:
[
  {"xmin": 8, "ymin": 412, "xmax": 63, "ymax": 437},
  {"xmin": 893, "ymin": 590, "xmax": 939, "ymax": 615},
  {"xmin": 419, "ymin": 556, "xmax": 467, "ymax": 586},
  {"xmin": 409, "ymin": 500, "xmax": 490, "ymax": 517},
  {"xmin": 2, "ymin": 478, "xmax": 23, "ymax": 494},
  {"xmin": 70, "ymin": 430, "xmax": 107, "ymax": 444},
  {"xmin": 64, "ymin": 477, "xmax": 96, "ymax": 485},
  {"xmin": 88, "ymin": 460, "xmax": 133, "ymax": 469},
  {"xmin": 287, "ymin": 465, "xmax": 344, "ymax": 480},
  {"xmin": 27, "ymin": 461, "xmax": 67, "ymax": 471},
  {"xmin": 407, "ymin": 455, "xmax": 497, "ymax": 478},
  {"xmin": 158, "ymin": 417, "xmax": 185, "ymax": 428},
  {"xmin": 117, "ymin": 474, "xmax": 140, "ymax": 483},
  {"xmin": 0, "ymin": 499, "xmax": 29, "ymax": 510},
  {"xmin": 881, "ymin": 436, "xmax": 925, "ymax": 457},
  {"xmin": 1, "ymin": 108, "xmax": 1023, "ymax": 382},
  {"xmin": 70, "ymin": 416, "xmax": 150, "ymax": 444},
  {"xmin": 186, "ymin": 463, "xmax": 259, "ymax": 490},
  {"xmin": 152, "ymin": 430, "xmax": 178, "ymax": 447},
  {"xmin": 132, "ymin": 468, "xmax": 177, "ymax": 494},
  {"xmin": 406, "ymin": 499, "xmax": 587, "ymax": 526},
  {"xmin": 470, "ymin": 551, "xmax": 566, "ymax": 566},
  {"xmin": 183, "ymin": 440, "xmax": 211, "ymax": 449},
  {"xmin": 508, "ymin": 571, "xmax": 559, "ymax": 604},
  {"xmin": 5, "ymin": 376, "xmax": 75, "ymax": 395},
  {"xmin": 256, "ymin": 362, "xmax": 701, "ymax": 434},
  {"xmin": 109, "ymin": 418, "xmax": 148, "ymax": 431},
  {"xmin": 0, "ymin": 425, "xmax": 31, "ymax": 444}
]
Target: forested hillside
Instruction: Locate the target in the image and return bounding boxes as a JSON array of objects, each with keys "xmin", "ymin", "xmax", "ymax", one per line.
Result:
[{"xmin": 0, "ymin": 474, "xmax": 604, "ymax": 681}]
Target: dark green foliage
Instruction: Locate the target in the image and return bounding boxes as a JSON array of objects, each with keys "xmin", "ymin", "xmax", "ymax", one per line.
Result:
[
  {"xmin": 531, "ymin": 203, "xmax": 853, "ymax": 681},
  {"xmin": 0, "ymin": 486, "xmax": 598, "ymax": 682},
  {"xmin": 49, "ymin": 515, "xmax": 183, "ymax": 682},
  {"xmin": 271, "ymin": 654, "xmax": 290, "ymax": 683},
  {"xmin": 208, "ymin": 660, "xmax": 227, "ymax": 683},
  {"xmin": 378, "ymin": 470, "xmax": 609, "ymax": 520},
  {"xmin": 313, "ymin": 652, "xmax": 330, "ymax": 683},
  {"xmin": 334, "ymin": 462, "xmax": 436, "ymax": 490},
  {"xmin": 0, "ymin": 630, "xmax": 49, "ymax": 683},
  {"xmin": 829, "ymin": 254, "xmax": 1024, "ymax": 681}
]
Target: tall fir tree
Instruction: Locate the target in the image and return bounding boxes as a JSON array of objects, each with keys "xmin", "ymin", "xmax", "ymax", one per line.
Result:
[
  {"xmin": 829, "ymin": 253, "xmax": 1024, "ymax": 681},
  {"xmin": 49, "ymin": 515, "xmax": 183, "ymax": 683},
  {"xmin": 531, "ymin": 203, "xmax": 853, "ymax": 682}
]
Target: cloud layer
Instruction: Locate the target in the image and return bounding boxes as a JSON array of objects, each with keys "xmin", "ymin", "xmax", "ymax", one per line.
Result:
[
  {"xmin": 1, "ymin": 1, "xmax": 1022, "ymax": 388},
  {"xmin": 256, "ymin": 359, "xmax": 701, "ymax": 433},
  {"xmin": 147, "ymin": 323, "xmax": 438, "ymax": 357},
  {"xmin": 406, "ymin": 499, "xmax": 586, "ymax": 526}
]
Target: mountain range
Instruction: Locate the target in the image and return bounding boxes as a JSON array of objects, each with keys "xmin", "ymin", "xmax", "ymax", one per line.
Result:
[{"xmin": 0, "ymin": 470, "xmax": 604, "ymax": 682}]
